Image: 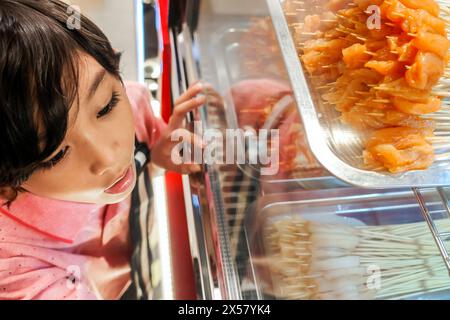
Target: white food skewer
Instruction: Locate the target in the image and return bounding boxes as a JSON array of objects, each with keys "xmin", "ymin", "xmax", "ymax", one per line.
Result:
[{"xmin": 261, "ymin": 217, "xmax": 450, "ymax": 300}]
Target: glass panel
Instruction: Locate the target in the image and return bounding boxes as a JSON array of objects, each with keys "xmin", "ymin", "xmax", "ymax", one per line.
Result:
[
  {"xmin": 186, "ymin": 0, "xmax": 450, "ymax": 300},
  {"xmin": 245, "ymin": 188, "xmax": 450, "ymax": 300},
  {"xmin": 194, "ymin": 0, "xmax": 344, "ymax": 192}
]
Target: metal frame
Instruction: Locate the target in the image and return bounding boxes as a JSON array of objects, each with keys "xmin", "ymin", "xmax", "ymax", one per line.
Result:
[
  {"xmin": 413, "ymin": 188, "xmax": 450, "ymax": 274},
  {"xmin": 170, "ymin": 18, "xmax": 243, "ymax": 299}
]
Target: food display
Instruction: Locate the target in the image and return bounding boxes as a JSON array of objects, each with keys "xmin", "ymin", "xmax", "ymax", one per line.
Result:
[
  {"xmin": 284, "ymin": 0, "xmax": 450, "ymax": 173},
  {"xmin": 260, "ymin": 215, "xmax": 450, "ymax": 299}
]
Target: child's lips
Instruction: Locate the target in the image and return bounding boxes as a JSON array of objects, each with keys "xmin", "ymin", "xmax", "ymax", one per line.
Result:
[{"xmin": 104, "ymin": 165, "xmax": 134, "ymax": 195}]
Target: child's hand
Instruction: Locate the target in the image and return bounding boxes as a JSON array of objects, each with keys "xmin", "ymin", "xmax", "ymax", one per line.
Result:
[{"xmin": 151, "ymin": 82, "xmax": 206, "ymax": 174}]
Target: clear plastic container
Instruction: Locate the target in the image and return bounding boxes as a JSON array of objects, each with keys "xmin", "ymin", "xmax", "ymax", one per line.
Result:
[
  {"xmin": 207, "ymin": 6, "xmax": 349, "ymax": 191},
  {"xmin": 245, "ymin": 187, "xmax": 450, "ymax": 299}
]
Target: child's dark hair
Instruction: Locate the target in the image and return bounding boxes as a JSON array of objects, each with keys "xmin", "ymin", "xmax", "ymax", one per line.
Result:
[{"xmin": 0, "ymin": 0, "xmax": 122, "ymax": 204}]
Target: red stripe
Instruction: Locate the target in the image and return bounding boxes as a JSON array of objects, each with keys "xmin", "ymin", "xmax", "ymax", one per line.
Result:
[
  {"xmin": 158, "ymin": 0, "xmax": 172, "ymax": 123},
  {"xmin": 165, "ymin": 172, "xmax": 197, "ymax": 299},
  {"xmin": 0, "ymin": 206, "xmax": 73, "ymax": 244}
]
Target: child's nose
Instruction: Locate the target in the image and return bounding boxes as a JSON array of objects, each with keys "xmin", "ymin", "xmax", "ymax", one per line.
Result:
[
  {"xmin": 88, "ymin": 143, "xmax": 118, "ymax": 176},
  {"xmin": 90, "ymin": 157, "xmax": 114, "ymax": 176}
]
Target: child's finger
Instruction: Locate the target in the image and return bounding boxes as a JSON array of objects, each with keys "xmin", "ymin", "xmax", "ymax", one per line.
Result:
[
  {"xmin": 170, "ymin": 95, "xmax": 206, "ymax": 129},
  {"xmin": 180, "ymin": 164, "xmax": 202, "ymax": 175},
  {"xmin": 169, "ymin": 128, "xmax": 204, "ymax": 163},
  {"xmin": 174, "ymin": 82, "xmax": 204, "ymax": 106},
  {"xmin": 178, "ymin": 130, "xmax": 205, "ymax": 155}
]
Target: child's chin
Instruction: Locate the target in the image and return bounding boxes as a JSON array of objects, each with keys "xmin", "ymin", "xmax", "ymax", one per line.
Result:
[{"xmin": 96, "ymin": 192, "xmax": 130, "ymax": 205}]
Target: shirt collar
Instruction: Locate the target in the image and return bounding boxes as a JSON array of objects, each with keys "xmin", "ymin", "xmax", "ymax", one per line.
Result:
[{"xmin": 0, "ymin": 192, "xmax": 102, "ymax": 243}]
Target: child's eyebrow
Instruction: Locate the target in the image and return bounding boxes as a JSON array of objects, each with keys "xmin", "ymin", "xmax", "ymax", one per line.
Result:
[{"xmin": 87, "ymin": 69, "xmax": 107, "ymax": 100}]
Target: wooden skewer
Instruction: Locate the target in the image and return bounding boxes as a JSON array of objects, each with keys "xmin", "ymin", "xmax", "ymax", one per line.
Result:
[
  {"xmin": 441, "ymin": 6, "xmax": 450, "ymax": 16},
  {"xmin": 427, "ymin": 136, "xmax": 450, "ymax": 141},
  {"xmin": 365, "ymin": 113, "xmax": 385, "ymax": 117},
  {"xmin": 435, "ymin": 152, "xmax": 450, "ymax": 160},
  {"xmin": 432, "ymin": 143, "xmax": 450, "ymax": 149},
  {"xmin": 390, "ymin": 12, "xmax": 406, "ymax": 19},
  {"xmin": 372, "ymin": 99, "xmax": 390, "ymax": 103},
  {"xmin": 423, "ymin": 116, "xmax": 450, "ymax": 121},
  {"xmin": 335, "ymin": 26, "xmax": 367, "ymax": 42},
  {"xmin": 265, "ymin": 217, "xmax": 450, "ymax": 300},
  {"xmin": 322, "ymin": 64, "xmax": 337, "ymax": 69},
  {"xmin": 372, "ymin": 86, "xmax": 450, "ymax": 98},
  {"xmin": 299, "ymin": 31, "xmax": 321, "ymax": 36},
  {"xmin": 432, "ymin": 91, "xmax": 450, "ymax": 98}
]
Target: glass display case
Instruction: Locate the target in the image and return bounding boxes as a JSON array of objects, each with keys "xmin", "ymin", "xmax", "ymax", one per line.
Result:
[{"xmin": 169, "ymin": 0, "xmax": 450, "ymax": 300}]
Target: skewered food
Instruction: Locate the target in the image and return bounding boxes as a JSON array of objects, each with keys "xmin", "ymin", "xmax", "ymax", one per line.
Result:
[
  {"xmin": 341, "ymin": 104, "xmax": 435, "ymax": 129},
  {"xmin": 260, "ymin": 216, "xmax": 450, "ymax": 300},
  {"xmin": 285, "ymin": 0, "xmax": 449, "ymax": 173},
  {"xmin": 363, "ymin": 126, "xmax": 435, "ymax": 173}
]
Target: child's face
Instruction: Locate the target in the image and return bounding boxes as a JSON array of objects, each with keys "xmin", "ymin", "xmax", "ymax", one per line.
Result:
[{"xmin": 22, "ymin": 53, "xmax": 137, "ymax": 205}]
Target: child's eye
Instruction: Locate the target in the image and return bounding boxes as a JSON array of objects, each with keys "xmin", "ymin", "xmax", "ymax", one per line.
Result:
[
  {"xmin": 97, "ymin": 92, "xmax": 120, "ymax": 118},
  {"xmin": 40, "ymin": 146, "xmax": 69, "ymax": 170}
]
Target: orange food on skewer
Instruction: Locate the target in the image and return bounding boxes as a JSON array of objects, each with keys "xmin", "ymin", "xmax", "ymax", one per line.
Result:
[
  {"xmin": 380, "ymin": 0, "xmax": 410, "ymax": 24},
  {"xmin": 341, "ymin": 104, "xmax": 435, "ymax": 129},
  {"xmin": 398, "ymin": 0, "xmax": 440, "ymax": 17},
  {"xmin": 302, "ymin": 38, "xmax": 350, "ymax": 75},
  {"xmin": 365, "ymin": 59, "xmax": 404, "ymax": 76},
  {"xmin": 291, "ymin": 0, "xmax": 449, "ymax": 173},
  {"xmin": 363, "ymin": 127, "xmax": 435, "ymax": 173},
  {"xmin": 387, "ymin": 37, "xmax": 418, "ymax": 63},
  {"xmin": 405, "ymin": 52, "xmax": 445, "ymax": 90},
  {"xmin": 322, "ymin": 69, "xmax": 383, "ymax": 111},
  {"xmin": 343, "ymin": 43, "xmax": 373, "ymax": 68},
  {"xmin": 391, "ymin": 96, "xmax": 441, "ymax": 115},
  {"xmin": 366, "ymin": 39, "xmax": 390, "ymax": 52},
  {"xmin": 375, "ymin": 78, "xmax": 434, "ymax": 102},
  {"xmin": 412, "ymin": 31, "xmax": 450, "ymax": 59},
  {"xmin": 401, "ymin": 9, "xmax": 446, "ymax": 35}
]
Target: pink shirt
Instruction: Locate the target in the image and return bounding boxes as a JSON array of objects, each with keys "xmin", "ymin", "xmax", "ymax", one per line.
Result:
[{"xmin": 0, "ymin": 82, "xmax": 167, "ymax": 300}]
